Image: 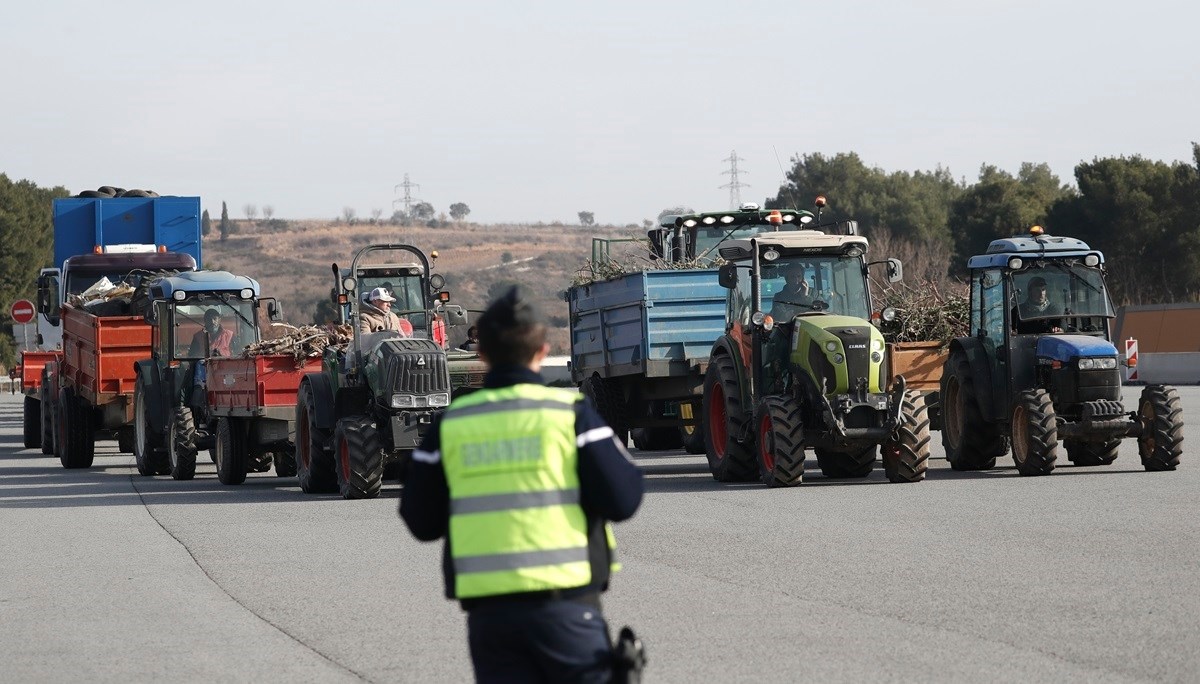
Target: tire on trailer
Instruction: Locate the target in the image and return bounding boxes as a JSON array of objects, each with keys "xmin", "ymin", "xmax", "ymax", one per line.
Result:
[
  {"xmin": 701, "ymin": 354, "xmax": 757, "ymax": 482},
  {"xmin": 168, "ymin": 407, "xmax": 199, "ymax": 481},
  {"xmin": 23, "ymin": 395, "xmax": 41, "ymax": 450},
  {"xmin": 133, "ymin": 383, "xmax": 169, "ymax": 476},
  {"xmin": 581, "ymin": 375, "xmax": 628, "ymax": 447},
  {"xmin": 882, "ymin": 390, "xmax": 931, "ymax": 483},
  {"xmin": 58, "ymin": 388, "xmax": 95, "ymax": 469},
  {"xmin": 1010, "ymin": 389, "xmax": 1058, "ymax": 476},
  {"xmin": 815, "ymin": 446, "xmax": 876, "ymax": 479},
  {"xmin": 215, "ymin": 417, "xmax": 250, "ymax": 485},
  {"xmin": 295, "ymin": 386, "xmax": 337, "ymax": 493},
  {"xmin": 1064, "ymin": 439, "xmax": 1119, "ymax": 466},
  {"xmin": 116, "ymin": 427, "xmax": 135, "ymax": 454},
  {"xmin": 120, "ymin": 189, "xmax": 151, "ymax": 198},
  {"xmin": 754, "ymin": 396, "xmax": 804, "ymax": 487},
  {"xmin": 76, "ymin": 190, "xmax": 107, "ymax": 198},
  {"xmin": 941, "ymin": 351, "xmax": 1005, "ymax": 471},
  {"xmin": 1137, "ymin": 385, "xmax": 1183, "ymax": 472},
  {"xmin": 334, "ymin": 415, "xmax": 384, "ymax": 499},
  {"xmin": 250, "ymin": 451, "xmax": 273, "ymax": 473}
]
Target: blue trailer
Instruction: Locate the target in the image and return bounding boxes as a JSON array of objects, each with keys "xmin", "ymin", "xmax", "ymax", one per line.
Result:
[{"xmin": 568, "ymin": 204, "xmax": 822, "ymax": 452}]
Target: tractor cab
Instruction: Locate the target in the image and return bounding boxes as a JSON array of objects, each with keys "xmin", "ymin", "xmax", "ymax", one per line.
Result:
[{"xmin": 648, "ymin": 202, "xmax": 826, "ymax": 265}]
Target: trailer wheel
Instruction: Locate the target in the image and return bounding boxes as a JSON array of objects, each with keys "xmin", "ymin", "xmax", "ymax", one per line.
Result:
[
  {"xmin": 40, "ymin": 386, "xmax": 55, "ymax": 455},
  {"xmin": 679, "ymin": 398, "xmax": 706, "ymax": 454},
  {"xmin": 23, "ymin": 395, "xmax": 41, "ymax": 450},
  {"xmin": 273, "ymin": 447, "xmax": 298, "ymax": 477},
  {"xmin": 250, "ymin": 452, "xmax": 273, "ymax": 473},
  {"xmin": 815, "ymin": 446, "xmax": 876, "ymax": 479},
  {"xmin": 335, "ymin": 415, "xmax": 384, "ymax": 499},
  {"xmin": 58, "ymin": 388, "xmax": 95, "ymax": 469},
  {"xmin": 168, "ymin": 407, "xmax": 199, "ymax": 480},
  {"xmin": 1065, "ymin": 439, "xmax": 1120, "ymax": 466},
  {"xmin": 754, "ymin": 396, "xmax": 804, "ymax": 487},
  {"xmin": 1011, "ymin": 389, "xmax": 1058, "ymax": 476},
  {"xmin": 214, "ymin": 417, "xmax": 249, "ymax": 485},
  {"xmin": 1138, "ymin": 385, "xmax": 1183, "ymax": 472},
  {"xmin": 295, "ymin": 387, "xmax": 337, "ymax": 493},
  {"xmin": 882, "ymin": 390, "xmax": 931, "ymax": 483},
  {"xmin": 701, "ymin": 355, "xmax": 757, "ymax": 482},
  {"xmin": 133, "ymin": 383, "xmax": 169, "ymax": 476},
  {"xmin": 116, "ymin": 427, "xmax": 135, "ymax": 454},
  {"xmin": 582, "ymin": 375, "xmax": 628, "ymax": 447},
  {"xmin": 941, "ymin": 351, "xmax": 1005, "ymax": 470}
]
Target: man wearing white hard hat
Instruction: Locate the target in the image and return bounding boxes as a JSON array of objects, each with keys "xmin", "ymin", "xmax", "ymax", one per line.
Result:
[{"xmin": 360, "ymin": 286, "xmax": 413, "ymax": 337}]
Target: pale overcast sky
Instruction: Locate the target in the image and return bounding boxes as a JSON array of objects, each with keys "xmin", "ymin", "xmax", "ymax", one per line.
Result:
[{"xmin": 2, "ymin": 1, "xmax": 1196, "ymax": 225}]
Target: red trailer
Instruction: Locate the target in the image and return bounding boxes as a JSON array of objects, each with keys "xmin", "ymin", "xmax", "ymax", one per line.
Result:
[
  {"xmin": 55, "ymin": 304, "xmax": 152, "ymax": 468},
  {"xmin": 203, "ymin": 354, "xmax": 322, "ymax": 485},
  {"xmin": 19, "ymin": 350, "xmax": 64, "ymax": 453}
]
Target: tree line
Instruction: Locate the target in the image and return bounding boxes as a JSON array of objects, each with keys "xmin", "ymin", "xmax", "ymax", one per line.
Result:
[{"xmin": 767, "ymin": 144, "xmax": 1200, "ymax": 304}]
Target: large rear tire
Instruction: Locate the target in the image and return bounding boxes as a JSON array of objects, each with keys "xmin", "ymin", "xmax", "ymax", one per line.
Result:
[
  {"xmin": 754, "ymin": 396, "xmax": 804, "ymax": 487},
  {"xmin": 335, "ymin": 415, "xmax": 384, "ymax": 499},
  {"xmin": 215, "ymin": 417, "xmax": 249, "ymax": 485},
  {"xmin": 23, "ymin": 396, "xmax": 41, "ymax": 450},
  {"xmin": 815, "ymin": 446, "xmax": 876, "ymax": 479},
  {"xmin": 168, "ymin": 407, "xmax": 199, "ymax": 481},
  {"xmin": 1010, "ymin": 389, "xmax": 1058, "ymax": 476},
  {"xmin": 295, "ymin": 386, "xmax": 337, "ymax": 493},
  {"xmin": 582, "ymin": 375, "xmax": 628, "ymax": 447},
  {"xmin": 882, "ymin": 390, "xmax": 931, "ymax": 483},
  {"xmin": 1137, "ymin": 385, "xmax": 1183, "ymax": 472},
  {"xmin": 58, "ymin": 388, "xmax": 95, "ymax": 469},
  {"xmin": 133, "ymin": 383, "xmax": 169, "ymax": 476},
  {"xmin": 941, "ymin": 351, "xmax": 1004, "ymax": 471},
  {"xmin": 1065, "ymin": 439, "xmax": 1119, "ymax": 466},
  {"xmin": 701, "ymin": 354, "xmax": 757, "ymax": 482}
]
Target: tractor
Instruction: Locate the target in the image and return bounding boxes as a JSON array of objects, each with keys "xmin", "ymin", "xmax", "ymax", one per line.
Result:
[
  {"xmin": 940, "ymin": 226, "xmax": 1183, "ymax": 475},
  {"xmin": 703, "ymin": 217, "xmax": 932, "ymax": 486},
  {"xmin": 294, "ymin": 244, "xmax": 482, "ymax": 499}
]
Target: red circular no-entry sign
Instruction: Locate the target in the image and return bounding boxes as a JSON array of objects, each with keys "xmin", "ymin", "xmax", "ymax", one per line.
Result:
[{"xmin": 10, "ymin": 299, "xmax": 35, "ymax": 325}]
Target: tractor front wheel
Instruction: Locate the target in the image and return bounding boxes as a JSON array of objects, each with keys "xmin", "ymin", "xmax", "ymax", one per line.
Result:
[
  {"xmin": 335, "ymin": 415, "xmax": 384, "ymax": 499},
  {"xmin": 215, "ymin": 417, "xmax": 250, "ymax": 485},
  {"xmin": 941, "ymin": 351, "xmax": 1005, "ymax": 471},
  {"xmin": 701, "ymin": 354, "xmax": 756, "ymax": 482},
  {"xmin": 168, "ymin": 407, "xmax": 199, "ymax": 481},
  {"xmin": 133, "ymin": 383, "xmax": 169, "ymax": 476},
  {"xmin": 1010, "ymin": 389, "xmax": 1058, "ymax": 476},
  {"xmin": 882, "ymin": 390, "xmax": 931, "ymax": 483},
  {"xmin": 1138, "ymin": 386, "xmax": 1183, "ymax": 472},
  {"xmin": 754, "ymin": 396, "xmax": 804, "ymax": 487}
]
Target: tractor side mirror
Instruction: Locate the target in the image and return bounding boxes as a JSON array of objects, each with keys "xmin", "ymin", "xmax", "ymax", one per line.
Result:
[
  {"xmin": 887, "ymin": 258, "xmax": 904, "ymax": 283},
  {"xmin": 265, "ymin": 299, "xmax": 284, "ymax": 322},
  {"xmin": 441, "ymin": 304, "xmax": 467, "ymax": 326},
  {"xmin": 144, "ymin": 306, "xmax": 158, "ymax": 324},
  {"xmin": 717, "ymin": 263, "xmax": 738, "ymax": 289}
]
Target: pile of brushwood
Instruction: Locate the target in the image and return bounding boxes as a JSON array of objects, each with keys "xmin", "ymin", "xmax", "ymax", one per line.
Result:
[
  {"xmin": 571, "ymin": 239, "xmax": 724, "ymax": 287},
  {"xmin": 874, "ymin": 279, "xmax": 970, "ymax": 344},
  {"xmin": 242, "ymin": 323, "xmax": 353, "ymax": 363},
  {"xmin": 67, "ymin": 270, "xmax": 183, "ymax": 317}
]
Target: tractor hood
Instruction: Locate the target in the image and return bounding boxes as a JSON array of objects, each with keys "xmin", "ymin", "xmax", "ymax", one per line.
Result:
[
  {"xmin": 1036, "ymin": 335, "xmax": 1118, "ymax": 363},
  {"xmin": 788, "ymin": 314, "xmax": 887, "ymax": 395}
]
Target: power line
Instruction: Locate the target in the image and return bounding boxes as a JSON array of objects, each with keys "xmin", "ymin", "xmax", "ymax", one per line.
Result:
[
  {"xmin": 392, "ymin": 173, "xmax": 422, "ymax": 215},
  {"xmin": 719, "ymin": 150, "xmax": 749, "ymax": 209}
]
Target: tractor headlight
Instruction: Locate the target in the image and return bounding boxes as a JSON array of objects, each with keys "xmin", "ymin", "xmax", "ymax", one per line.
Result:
[
  {"xmin": 872, "ymin": 339, "xmax": 884, "ymax": 351},
  {"xmin": 391, "ymin": 393, "xmax": 415, "ymax": 408},
  {"xmin": 239, "ymin": 288, "xmax": 254, "ymax": 300},
  {"xmin": 1078, "ymin": 357, "xmax": 1116, "ymax": 370},
  {"xmin": 428, "ymin": 392, "xmax": 450, "ymax": 407},
  {"xmin": 833, "ymin": 353, "xmax": 845, "ymax": 364},
  {"xmin": 392, "ymin": 392, "xmax": 451, "ymax": 409},
  {"xmin": 871, "ymin": 352, "xmax": 882, "ymax": 362},
  {"xmin": 173, "ymin": 290, "xmax": 187, "ymax": 301},
  {"xmin": 825, "ymin": 341, "xmax": 838, "ymax": 353},
  {"xmin": 1008, "ymin": 257, "xmax": 1024, "ymax": 271}
]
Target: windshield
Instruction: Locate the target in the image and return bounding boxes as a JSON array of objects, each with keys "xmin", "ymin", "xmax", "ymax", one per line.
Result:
[
  {"xmin": 355, "ymin": 273, "xmax": 430, "ymax": 335},
  {"xmin": 762, "ymin": 256, "xmax": 870, "ymax": 320},
  {"xmin": 172, "ymin": 298, "xmax": 258, "ymax": 359},
  {"xmin": 1010, "ymin": 264, "xmax": 1113, "ymax": 327}
]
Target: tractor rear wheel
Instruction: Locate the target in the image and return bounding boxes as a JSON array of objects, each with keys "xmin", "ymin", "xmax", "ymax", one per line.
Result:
[
  {"xmin": 815, "ymin": 446, "xmax": 876, "ymax": 479},
  {"xmin": 168, "ymin": 407, "xmax": 199, "ymax": 481},
  {"xmin": 1137, "ymin": 385, "xmax": 1183, "ymax": 472},
  {"xmin": 1010, "ymin": 389, "xmax": 1058, "ymax": 476},
  {"xmin": 295, "ymin": 386, "xmax": 337, "ymax": 493},
  {"xmin": 754, "ymin": 396, "xmax": 804, "ymax": 487},
  {"xmin": 701, "ymin": 354, "xmax": 757, "ymax": 482},
  {"xmin": 882, "ymin": 390, "xmax": 931, "ymax": 483},
  {"xmin": 133, "ymin": 383, "xmax": 169, "ymax": 476},
  {"xmin": 58, "ymin": 388, "xmax": 95, "ymax": 469},
  {"xmin": 582, "ymin": 375, "xmax": 628, "ymax": 447},
  {"xmin": 335, "ymin": 415, "xmax": 384, "ymax": 499},
  {"xmin": 23, "ymin": 396, "xmax": 41, "ymax": 450},
  {"xmin": 941, "ymin": 351, "xmax": 1004, "ymax": 471},
  {"xmin": 215, "ymin": 417, "xmax": 250, "ymax": 485},
  {"xmin": 1065, "ymin": 439, "xmax": 1120, "ymax": 466}
]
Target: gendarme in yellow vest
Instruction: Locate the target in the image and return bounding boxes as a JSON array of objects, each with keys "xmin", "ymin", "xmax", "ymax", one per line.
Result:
[{"xmin": 441, "ymin": 384, "xmax": 618, "ymax": 599}]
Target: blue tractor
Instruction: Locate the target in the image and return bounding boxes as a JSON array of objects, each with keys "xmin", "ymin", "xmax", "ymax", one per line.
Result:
[{"xmin": 940, "ymin": 227, "xmax": 1183, "ymax": 475}]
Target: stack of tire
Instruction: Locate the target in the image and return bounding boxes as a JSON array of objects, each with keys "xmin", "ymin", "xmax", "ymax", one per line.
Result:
[{"xmin": 72, "ymin": 186, "xmax": 161, "ymax": 199}]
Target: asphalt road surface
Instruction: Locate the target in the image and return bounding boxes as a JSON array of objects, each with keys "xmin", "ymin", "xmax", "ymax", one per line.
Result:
[{"xmin": 2, "ymin": 387, "xmax": 1198, "ymax": 683}]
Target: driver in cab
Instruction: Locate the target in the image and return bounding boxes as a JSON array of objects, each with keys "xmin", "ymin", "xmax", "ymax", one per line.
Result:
[
  {"xmin": 360, "ymin": 287, "xmax": 414, "ymax": 337},
  {"xmin": 1012, "ymin": 276, "xmax": 1063, "ymax": 334},
  {"xmin": 771, "ymin": 265, "xmax": 815, "ymax": 321}
]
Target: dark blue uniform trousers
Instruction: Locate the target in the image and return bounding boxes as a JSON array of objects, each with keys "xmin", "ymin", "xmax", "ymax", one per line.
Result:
[{"xmin": 466, "ymin": 597, "xmax": 613, "ymax": 683}]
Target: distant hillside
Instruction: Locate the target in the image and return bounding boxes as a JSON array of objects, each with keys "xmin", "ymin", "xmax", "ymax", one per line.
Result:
[{"xmin": 203, "ymin": 220, "xmax": 645, "ymax": 353}]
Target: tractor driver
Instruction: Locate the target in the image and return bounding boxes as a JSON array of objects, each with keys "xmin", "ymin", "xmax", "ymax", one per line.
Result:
[
  {"xmin": 189, "ymin": 309, "xmax": 234, "ymax": 357},
  {"xmin": 1013, "ymin": 276, "xmax": 1063, "ymax": 334},
  {"xmin": 771, "ymin": 264, "xmax": 814, "ymax": 322},
  {"xmin": 360, "ymin": 287, "xmax": 414, "ymax": 337}
]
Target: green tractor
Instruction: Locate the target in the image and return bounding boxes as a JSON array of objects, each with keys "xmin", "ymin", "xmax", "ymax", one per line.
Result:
[
  {"xmin": 703, "ymin": 220, "xmax": 931, "ymax": 486},
  {"xmin": 294, "ymin": 244, "xmax": 484, "ymax": 499}
]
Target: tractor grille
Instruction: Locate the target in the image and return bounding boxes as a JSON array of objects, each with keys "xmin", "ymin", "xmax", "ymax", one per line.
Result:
[
  {"xmin": 834, "ymin": 326, "xmax": 873, "ymax": 389},
  {"xmin": 380, "ymin": 338, "xmax": 451, "ymax": 395}
]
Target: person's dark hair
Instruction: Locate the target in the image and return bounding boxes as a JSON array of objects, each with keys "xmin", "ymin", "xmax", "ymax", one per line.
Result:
[
  {"xmin": 204, "ymin": 309, "xmax": 221, "ymax": 324},
  {"xmin": 476, "ymin": 286, "xmax": 546, "ymax": 366},
  {"xmin": 1029, "ymin": 276, "xmax": 1048, "ymax": 288},
  {"xmin": 466, "ymin": 326, "xmax": 479, "ymax": 338}
]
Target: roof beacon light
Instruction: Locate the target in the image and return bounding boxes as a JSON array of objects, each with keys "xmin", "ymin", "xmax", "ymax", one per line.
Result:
[
  {"xmin": 767, "ymin": 210, "xmax": 783, "ymax": 225},
  {"xmin": 1030, "ymin": 225, "xmax": 1045, "ymax": 236},
  {"xmin": 814, "ymin": 196, "xmax": 827, "ymax": 208}
]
